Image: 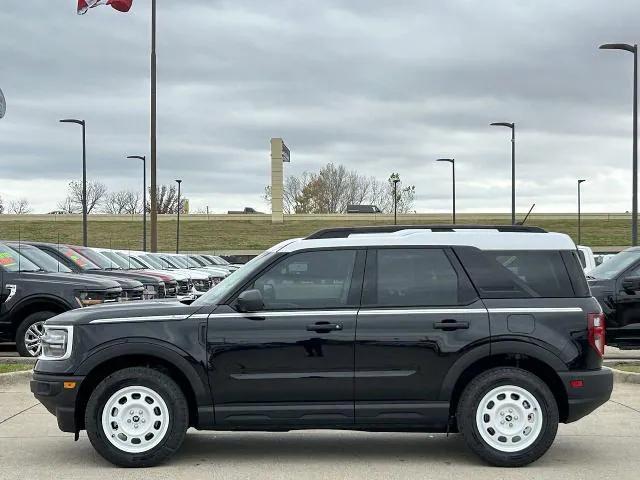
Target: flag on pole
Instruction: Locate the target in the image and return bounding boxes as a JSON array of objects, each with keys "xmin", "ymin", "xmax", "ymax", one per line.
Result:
[{"xmin": 77, "ymin": 0, "xmax": 133, "ymax": 15}]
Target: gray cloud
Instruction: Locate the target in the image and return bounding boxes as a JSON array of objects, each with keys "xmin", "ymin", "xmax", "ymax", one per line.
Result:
[{"xmin": 0, "ymin": 0, "xmax": 639, "ymax": 214}]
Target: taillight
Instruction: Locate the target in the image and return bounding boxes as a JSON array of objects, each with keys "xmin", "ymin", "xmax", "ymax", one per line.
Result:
[{"xmin": 588, "ymin": 312, "xmax": 606, "ymax": 357}]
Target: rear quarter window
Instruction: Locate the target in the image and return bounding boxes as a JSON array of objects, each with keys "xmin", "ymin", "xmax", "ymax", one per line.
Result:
[{"xmin": 455, "ymin": 247, "xmax": 577, "ymax": 298}]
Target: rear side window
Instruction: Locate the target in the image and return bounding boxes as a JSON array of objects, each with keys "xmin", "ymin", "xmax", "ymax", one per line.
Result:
[
  {"xmin": 455, "ymin": 247, "xmax": 576, "ymax": 298},
  {"xmin": 364, "ymin": 248, "xmax": 477, "ymax": 307}
]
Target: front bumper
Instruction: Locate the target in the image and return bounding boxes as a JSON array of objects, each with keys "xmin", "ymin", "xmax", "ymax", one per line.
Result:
[
  {"xmin": 559, "ymin": 368, "xmax": 613, "ymax": 423},
  {"xmin": 31, "ymin": 373, "xmax": 85, "ymax": 433}
]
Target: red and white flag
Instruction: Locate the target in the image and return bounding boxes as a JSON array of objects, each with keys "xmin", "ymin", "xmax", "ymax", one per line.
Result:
[{"xmin": 77, "ymin": 0, "xmax": 133, "ymax": 15}]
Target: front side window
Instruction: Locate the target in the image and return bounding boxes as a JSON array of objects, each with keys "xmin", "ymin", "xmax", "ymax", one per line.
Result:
[
  {"xmin": 249, "ymin": 250, "xmax": 358, "ymax": 310},
  {"xmin": 368, "ymin": 248, "xmax": 471, "ymax": 307}
]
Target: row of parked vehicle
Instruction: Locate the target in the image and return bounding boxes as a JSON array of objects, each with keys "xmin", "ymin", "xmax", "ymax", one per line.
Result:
[{"xmin": 0, "ymin": 241, "xmax": 238, "ymax": 357}]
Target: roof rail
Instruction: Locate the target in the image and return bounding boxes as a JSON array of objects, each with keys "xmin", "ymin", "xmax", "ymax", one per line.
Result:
[{"xmin": 305, "ymin": 224, "xmax": 547, "ymax": 239}]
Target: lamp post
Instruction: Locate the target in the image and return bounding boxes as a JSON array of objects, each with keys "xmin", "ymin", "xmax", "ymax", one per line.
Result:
[
  {"xmin": 150, "ymin": 0, "xmax": 158, "ymax": 252},
  {"xmin": 127, "ymin": 155, "xmax": 147, "ymax": 251},
  {"xmin": 490, "ymin": 122, "xmax": 516, "ymax": 225},
  {"xmin": 392, "ymin": 177, "xmax": 400, "ymax": 225},
  {"xmin": 436, "ymin": 158, "xmax": 456, "ymax": 224},
  {"xmin": 578, "ymin": 179, "xmax": 586, "ymax": 245},
  {"xmin": 599, "ymin": 43, "xmax": 638, "ymax": 246},
  {"xmin": 175, "ymin": 179, "xmax": 182, "ymax": 253},
  {"xmin": 60, "ymin": 119, "xmax": 87, "ymax": 246}
]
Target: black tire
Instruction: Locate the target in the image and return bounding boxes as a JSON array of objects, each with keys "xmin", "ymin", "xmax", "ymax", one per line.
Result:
[
  {"xmin": 15, "ymin": 311, "xmax": 56, "ymax": 357},
  {"xmin": 85, "ymin": 367, "xmax": 189, "ymax": 468},
  {"xmin": 456, "ymin": 367, "xmax": 559, "ymax": 467}
]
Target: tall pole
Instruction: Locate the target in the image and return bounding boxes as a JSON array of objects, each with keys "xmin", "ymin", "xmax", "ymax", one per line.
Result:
[
  {"xmin": 393, "ymin": 179, "xmax": 399, "ymax": 225},
  {"xmin": 175, "ymin": 179, "xmax": 182, "ymax": 253},
  {"xmin": 60, "ymin": 119, "xmax": 87, "ymax": 246},
  {"xmin": 578, "ymin": 179, "xmax": 586, "ymax": 245},
  {"xmin": 490, "ymin": 122, "xmax": 516, "ymax": 224},
  {"xmin": 150, "ymin": 0, "xmax": 158, "ymax": 252},
  {"xmin": 599, "ymin": 43, "xmax": 639, "ymax": 245},
  {"xmin": 436, "ymin": 158, "xmax": 456, "ymax": 224},
  {"xmin": 81, "ymin": 121, "xmax": 87, "ymax": 246}
]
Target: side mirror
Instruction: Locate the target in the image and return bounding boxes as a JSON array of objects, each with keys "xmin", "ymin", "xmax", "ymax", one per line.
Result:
[
  {"xmin": 237, "ymin": 289, "xmax": 264, "ymax": 312},
  {"xmin": 622, "ymin": 276, "xmax": 640, "ymax": 294}
]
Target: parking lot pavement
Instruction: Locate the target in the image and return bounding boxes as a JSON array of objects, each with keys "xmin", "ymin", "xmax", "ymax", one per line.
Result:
[{"xmin": 0, "ymin": 381, "xmax": 637, "ymax": 480}]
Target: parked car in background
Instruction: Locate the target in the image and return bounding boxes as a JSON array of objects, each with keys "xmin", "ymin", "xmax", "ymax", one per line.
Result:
[
  {"xmin": 25, "ymin": 242, "xmax": 151, "ymax": 301},
  {"xmin": 587, "ymin": 247, "xmax": 640, "ymax": 349},
  {"xmin": 346, "ymin": 204, "xmax": 382, "ymax": 213},
  {"xmin": 577, "ymin": 245, "xmax": 596, "ymax": 273},
  {"xmin": 227, "ymin": 207, "xmax": 263, "ymax": 214},
  {"xmin": 199, "ymin": 254, "xmax": 241, "ymax": 271},
  {"xmin": 0, "ymin": 242, "xmax": 121, "ymax": 357},
  {"xmin": 31, "ymin": 225, "xmax": 611, "ymax": 467}
]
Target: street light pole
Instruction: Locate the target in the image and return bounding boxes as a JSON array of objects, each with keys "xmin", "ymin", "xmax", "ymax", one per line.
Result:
[
  {"xmin": 490, "ymin": 122, "xmax": 516, "ymax": 225},
  {"xmin": 127, "ymin": 155, "xmax": 147, "ymax": 251},
  {"xmin": 578, "ymin": 179, "xmax": 586, "ymax": 245},
  {"xmin": 60, "ymin": 119, "xmax": 87, "ymax": 246},
  {"xmin": 599, "ymin": 43, "xmax": 638, "ymax": 246},
  {"xmin": 150, "ymin": 0, "xmax": 158, "ymax": 252},
  {"xmin": 392, "ymin": 178, "xmax": 400, "ymax": 225},
  {"xmin": 175, "ymin": 179, "xmax": 182, "ymax": 253},
  {"xmin": 436, "ymin": 158, "xmax": 456, "ymax": 224}
]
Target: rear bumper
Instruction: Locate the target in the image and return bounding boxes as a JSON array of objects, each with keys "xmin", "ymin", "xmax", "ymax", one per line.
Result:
[
  {"xmin": 559, "ymin": 368, "xmax": 613, "ymax": 423},
  {"xmin": 31, "ymin": 373, "xmax": 85, "ymax": 433}
]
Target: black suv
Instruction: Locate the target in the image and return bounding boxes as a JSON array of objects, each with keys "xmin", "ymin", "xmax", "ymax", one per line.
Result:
[
  {"xmin": 0, "ymin": 242, "xmax": 122, "ymax": 357},
  {"xmin": 31, "ymin": 226, "xmax": 612, "ymax": 468},
  {"xmin": 587, "ymin": 246, "xmax": 640, "ymax": 348}
]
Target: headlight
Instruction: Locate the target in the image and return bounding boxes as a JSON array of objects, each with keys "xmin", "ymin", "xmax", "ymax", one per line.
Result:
[
  {"xmin": 75, "ymin": 291, "xmax": 107, "ymax": 307},
  {"xmin": 143, "ymin": 284, "xmax": 159, "ymax": 300},
  {"xmin": 40, "ymin": 326, "xmax": 73, "ymax": 361}
]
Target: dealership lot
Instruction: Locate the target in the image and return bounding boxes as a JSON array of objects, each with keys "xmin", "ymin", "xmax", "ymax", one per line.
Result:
[{"xmin": 1, "ymin": 378, "xmax": 638, "ymax": 479}]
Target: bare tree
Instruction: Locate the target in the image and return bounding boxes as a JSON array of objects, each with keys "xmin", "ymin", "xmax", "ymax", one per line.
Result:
[
  {"xmin": 148, "ymin": 185, "xmax": 187, "ymax": 214},
  {"xmin": 0, "ymin": 194, "xmax": 4, "ymax": 214},
  {"xmin": 8, "ymin": 198, "xmax": 33, "ymax": 214},
  {"xmin": 102, "ymin": 191, "xmax": 142, "ymax": 214},
  {"xmin": 263, "ymin": 163, "xmax": 414, "ymax": 214},
  {"xmin": 61, "ymin": 180, "xmax": 108, "ymax": 214}
]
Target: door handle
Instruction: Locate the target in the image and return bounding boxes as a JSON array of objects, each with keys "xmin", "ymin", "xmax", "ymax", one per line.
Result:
[
  {"xmin": 433, "ymin": 319, "xmax": 469, "ymax": 331},
  {"xmin": 306, "ymin": 322, "xmax": 343, "ymax": 332}
]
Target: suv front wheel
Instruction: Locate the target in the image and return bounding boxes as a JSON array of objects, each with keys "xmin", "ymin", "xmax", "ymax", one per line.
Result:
[
  {"xmin": 85, "ymin": 367, "xmax": 189, "ymax": 467},
  {"xmin": 457, "ymin": 367, "xmax": 559, "ymax": 467}
]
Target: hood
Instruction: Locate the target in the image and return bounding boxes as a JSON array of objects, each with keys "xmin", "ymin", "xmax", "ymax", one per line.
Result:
[
  {"xmin": 15, "ymin": 271, "xmax": 122, "ymax": 289},
  {"xmin": 77, "ymin": 271, "xmax": 145, "ymax": 289},
  {"xmin": 168, "ymin": 268, "xmax": 210, "ymax": 280},
  {"xmin": 132, "ymin": 268, "xmax": 184, "ymax": 282},
  {"xmin": 587, "ymin": 277, "xmax": 615, "ymax": 296},
  {"xmin": 46, "ymin": 299, "xmax": 204, "ymax": 326},
  {"xmin": 191, "ymin": 267, "xmax": 229, "ymax": 277}
]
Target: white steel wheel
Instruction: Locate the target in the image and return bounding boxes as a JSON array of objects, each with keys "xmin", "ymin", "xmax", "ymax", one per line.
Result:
[
  {"xmin": 475, "ymin": 385, "xmax": 544, "ymax": 453},
  {"xmin": 101, "ymin": 385, "xmax": 170, "ymax": 454},
  {"xmin": 24, "ymin": 321, "xmax": 46, "ymax": 357}
]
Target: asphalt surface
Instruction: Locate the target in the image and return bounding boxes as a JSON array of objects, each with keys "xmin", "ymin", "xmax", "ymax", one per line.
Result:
[{"xmin": 0, "ymin": 378, "xmax": 639, "ymax": 480}]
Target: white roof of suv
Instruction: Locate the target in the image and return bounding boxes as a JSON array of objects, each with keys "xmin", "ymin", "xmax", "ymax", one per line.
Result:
[{"xmin": 271, "ymin": 229, "xmax": 576, "ymax": 253}]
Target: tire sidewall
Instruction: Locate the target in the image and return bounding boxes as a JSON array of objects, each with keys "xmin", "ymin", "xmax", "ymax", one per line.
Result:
[
  {"xmin": 15, "ymin": 311, "xmax": 55, "ymax": 357},
  {"xmin": 458, "ymin": 368, "xmax": 559, "ymax": 467},
  {"xmin": 85, "ymin": 368, "xmax": 188, "ymax": 467}
]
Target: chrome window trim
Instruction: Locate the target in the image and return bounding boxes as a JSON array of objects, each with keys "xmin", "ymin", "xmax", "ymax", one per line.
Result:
[{"xmin": 90, "ymin": 315, "xmax": 188, "ymax": 324}]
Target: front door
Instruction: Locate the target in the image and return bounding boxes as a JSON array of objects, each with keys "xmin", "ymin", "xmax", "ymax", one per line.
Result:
[
  {"xmin": 354, "ymin": 247, "xmax": 490, "ymax": 428},
  {"xmin": 613, "ymin": 263, "xmax": 640, "ymax": 347},
  {"xmin": 207, "ymin": 249, "xmax": 365, "ymax": 426}
]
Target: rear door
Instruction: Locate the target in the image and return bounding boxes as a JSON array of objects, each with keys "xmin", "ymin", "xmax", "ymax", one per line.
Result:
[
  {"xmin": 354, "ymin": 247, "xmax": 490, "ymax": 427},
  {"xmin": 613, "ymin": 262, "xmax": 640, "ymax": 347}
]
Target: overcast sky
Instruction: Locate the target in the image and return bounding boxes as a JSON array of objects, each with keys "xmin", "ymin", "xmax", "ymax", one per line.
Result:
[{"xmin": 1, "ymin": 0, "xmax": 639, "ymax": 214}]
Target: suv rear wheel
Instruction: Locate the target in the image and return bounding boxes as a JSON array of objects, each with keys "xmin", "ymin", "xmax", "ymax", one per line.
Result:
[
  {"xmin": 15, "ymin": 311, "xmax": 56, "ymax": 357},
  {"xmin": 457, "ymin": 367, "xmax": 559, "ymax": 467},
  {"xmin": 85, "ymin": 367, "xmax": 189, "ymax": 467}
]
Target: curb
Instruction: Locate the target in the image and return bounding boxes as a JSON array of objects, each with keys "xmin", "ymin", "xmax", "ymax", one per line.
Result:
[
  {"xmin": 0, "ymin": 357, "xmax": 37, "ymax": 365},
  {"xmin": 0, "ymin": 370, "xmax": 32, "ymax": 387},
  {"xmin": 605, "ymin": 364, "xmax": 640, "ymax": 385}
]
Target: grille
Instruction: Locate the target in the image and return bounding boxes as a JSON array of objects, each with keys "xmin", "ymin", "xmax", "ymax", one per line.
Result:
[
  {"xmin": 122, "ymin": 287, "xmax": 144, "ymax": 302},
  {"xmin": 177, "ymin": 280, "xmax": 190, "ymax": 295},
  {"xmin": 165, "ymin": 281, "xmax": 178, "ymax": 298}
]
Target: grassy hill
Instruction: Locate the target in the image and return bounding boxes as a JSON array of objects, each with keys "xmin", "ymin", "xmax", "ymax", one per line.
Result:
[{"xmin": 0, "ymin": 213, "xmax": 632, "ymax": 252}]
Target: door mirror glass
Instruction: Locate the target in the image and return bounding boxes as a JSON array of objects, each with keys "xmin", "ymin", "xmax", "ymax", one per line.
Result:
[
  {"xmin": 237, "ymin": 289, "xmax": 264, "ymax": 312},
  {"xmin": 622, "ymin": 276, "xmax": 640, "ymax": 293}
]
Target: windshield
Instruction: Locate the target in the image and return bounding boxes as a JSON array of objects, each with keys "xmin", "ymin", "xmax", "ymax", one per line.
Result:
[
  {"xmin": 158, "ymin": 255, "xmax": 180, "ymax": 269},
  {"xmin": 141, "ymin": 254, "xmax": 168, "ymax": 269},
  {"xmin": 74, "ymin": 247, "xmax": 119, "ymax": 270},
  {"xmin": 212, "ymin": 256, "xmax": 230, "ymax": 265},
  {"xmin": 56, "ymin": 246, "xmax": 101, "ymax": 271},
  {"xmin": 193, "ymin": 251, "xmax": 276, "ymax": 306},
  {"xmin": 117, "ymin": 252, "xmax": 147, "ymax": 269},
  {"xmin": 99, "ymin": 250, "xmax": 130, "ymax": 269},
  {"xmin": 9, "ymin": 244, "xmax": 71, "ymax": 273},
  {"xmin": 589, "ymin": 250, "xmax": 640, "ymax": 280},
  {"xmin": 0, "ymin": 243, "xmax": 41, "ymax": 273},
  {"xmin": 170, "ymin": 255, "xmax": 191, "ymax": 268},
  {"xmin": 189, "ymin": 255, "xmax": 208, "ymax": 267}
]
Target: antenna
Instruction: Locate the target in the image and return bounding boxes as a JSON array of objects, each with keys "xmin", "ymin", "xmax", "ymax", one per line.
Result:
[{"xmin": 519, "ymin": 204, "xmax": 536, "ymax": 225}]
